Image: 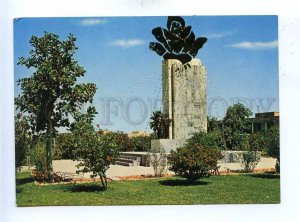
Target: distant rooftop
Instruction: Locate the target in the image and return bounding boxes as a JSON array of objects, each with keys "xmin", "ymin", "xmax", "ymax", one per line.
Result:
[{"xmin": 255, "ymin": 112, "xmax": 279, "ymax": 119}]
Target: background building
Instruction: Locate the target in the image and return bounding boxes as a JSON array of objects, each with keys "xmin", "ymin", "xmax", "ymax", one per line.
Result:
[{"xmin": 251, "ymin": 112, "xmax": 279, "ymax": 133}]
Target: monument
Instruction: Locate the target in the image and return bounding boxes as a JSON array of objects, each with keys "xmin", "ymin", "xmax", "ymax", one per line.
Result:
[{"xmin": 149, "ymin": 16, "xmax": 208, "ymax": 153}]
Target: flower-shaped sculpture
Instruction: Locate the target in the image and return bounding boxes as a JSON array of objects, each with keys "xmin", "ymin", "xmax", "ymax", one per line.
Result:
[{"xmin": 149, "ymin": 16, "xmax": 207, "ymax": 66}]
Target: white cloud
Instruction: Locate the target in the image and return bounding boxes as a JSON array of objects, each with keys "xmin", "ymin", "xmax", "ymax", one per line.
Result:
[
  {"xmin": 227, "ymin": 40, "xmax": 278, "ymax": 50},
  {"xmin": 206, "ymin": 32, "xmax": 233, "ymax": 39},
  {"xmin": 79, "ymin": 18, "xmax": 107, "ymax": 26},
  {"xmin": 110, "ymin": 39, "xmax": 145, "ymax": 48}
]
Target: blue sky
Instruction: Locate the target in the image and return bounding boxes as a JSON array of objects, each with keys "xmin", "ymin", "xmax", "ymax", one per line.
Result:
[{"xmin": 14, "ymin": 16, "xmax": 278, "ymax": 133}]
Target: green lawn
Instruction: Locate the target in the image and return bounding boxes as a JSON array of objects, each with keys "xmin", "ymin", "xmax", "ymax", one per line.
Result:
[{"xmin": 16, "ymin": 171, "xmax": 280, "ymax": 206}]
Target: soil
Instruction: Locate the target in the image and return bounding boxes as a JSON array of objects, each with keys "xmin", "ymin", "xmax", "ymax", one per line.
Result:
[
  {"xmin": 116, "ymin": 174, "xmax": 174, "ymax": 181},
  {"xmin": 30, "ymin": 168, "xmax": 276, "ymax": 185}
]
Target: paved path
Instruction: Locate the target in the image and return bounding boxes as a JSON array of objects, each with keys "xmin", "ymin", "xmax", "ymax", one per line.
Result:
[
  {"xmin": 22, "ymin": 157, "xmax": 277, "ymax": 180},
  {"xmin": 51, "ymin": 160, "xmax": 170, "ymax": 180}
]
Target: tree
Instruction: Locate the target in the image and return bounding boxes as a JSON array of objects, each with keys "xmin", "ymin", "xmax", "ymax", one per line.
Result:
[
  {"xmin": 222, "ymin": 103, "xmax": 252, "ymax": 150},
  {"xmin": 150, "ymin": 111, "xmax": 172, "ymax": 139},
  {"xmin": 168, "ymin": 144, "xmax": 223, "ymax": 181},
  {"xmin": 15, "ymin": 32, "xmax": 97, "ymax": 181},
  {"xmin": 150, "ymin": 111, "xmax": 163, "ymax": 138},
  {"xmin": 71, "ymin": 120, "xmax": 119, "ymax": 189}
]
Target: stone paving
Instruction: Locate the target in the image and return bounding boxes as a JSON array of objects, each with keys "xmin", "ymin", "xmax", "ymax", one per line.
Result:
[
  {"xmin": 21, "ymin": 157, "xmax": 277, "ymax": 180},
  {"xmin": 57, "ymin": 157, "xmax": 276, "ymax": 180}
]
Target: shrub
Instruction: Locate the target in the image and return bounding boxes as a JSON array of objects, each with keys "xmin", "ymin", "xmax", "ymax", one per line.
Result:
[
  {"xmin": 224, "ymin": 133, "xmax": 250, "ymax": 151},
  {"xmin": 249, "ymin": 132, "xmax": 266, "ymax": 152},
  {"xmin": 30, "ymin": 142, "xmax": 47, "ymax": 172},
  {"xmin": 241, "ymin": 151, "xmax": 261, "ymax": 172},
  {"xmin": 54, "ymin": 133, "xmax": 76, "ymax": 159},
  {"xmin": 129, "ymin": 135, "xmax": 152, "ymax": 152},
  {"xmin": 72, "ymin": 120, "xmax": 120, "ymax": 189},
  {"xmin": 110, "ymin": 131, "xmax": 132, "ymax": 152},
  {"xmin": 265, "ymin": 125, "xmax": 280, "ymax": 172},
  {"xmin": 186, "ymin": 130, "xmax": 225, "ymax": 150},
  {"xmin": 15, "ymin": 114, "xmax": 32, "ymax": 171},
  {"xmin": 168, "ymin": 144, "xmax": 223, "ymax": 181},
  {"xmin": 150, "ymin": 148, "xmax": 168, "ymax": 177}
]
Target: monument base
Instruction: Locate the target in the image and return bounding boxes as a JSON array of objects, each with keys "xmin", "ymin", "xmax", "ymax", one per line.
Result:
[{"xmin": 151, "ymin": 139, "xmax": 186, "ymax": 153}]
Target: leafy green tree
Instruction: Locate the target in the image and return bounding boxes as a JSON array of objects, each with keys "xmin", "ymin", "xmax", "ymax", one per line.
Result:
[
  {"xmin": 168, "ymin": 144, "xmax": 223, "ymax": 181},
  {"xmin": 223, "ymin": 103, "xmax": 252, "ymax": 150},
  {"xmin": 71, "ymin": 120, "xmax": 119, "ymax": 189},
  {"xmin": 15, "ymin": 32, "xmax": 97, "ymax": 181}
]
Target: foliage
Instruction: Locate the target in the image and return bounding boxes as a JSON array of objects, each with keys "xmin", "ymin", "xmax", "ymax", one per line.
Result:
[
  {"xmin": 207, "ymin": 116, "xmax": 222, "ymax": 132},
  {"xmin": 249, "ymin": 131, "xmax": 266, "ymax": 152},
  {"xmin": 15, "ymin": 114, "xmax": 32, "ymax": 171},
  {"xmin": 15, "ymin": 32, "xmax": 97, "ymax": 181},
  {"xmin": 30, "ymin": 141, "xmax": 47, "ymax": 172},
  {"xmin": 241, "ymin": 151, "xmax": 261, "ymax": 172},
  {"xmin": 232, "ymin": 134, "xmax": 251, "ymax": 151},
  {"xmin": 186, "ymin": 130, "xmax": 225, "ymax": 150},
  {"xmin": 150, "ymin": 148, "xmax": 168, "ymax": 177},
  {"xmin": 53, "ymin": 133, "xmax": 76, "ymax": 159},
  {"xmin": 129, "ymin": 135, "xmax": 152, "ymax": 152},
  {"xmin": 108, "ymin": 131, "xmax": 132, "ymax": 152},
  {"xmin": 150, "ymin": 111, "xmax": 163, "ymax": 138},
  {"xmin": 168, "ymin": 144, "xmax": 223, "ymax": 181},
  {"xmin": 149, "ymin": 111, "xmax": 171, "ymax": 139},
  {"xmin": 265, "ymin": 125, "xmax": 280, "ymax": 172},
  {"xmin": 222, "ymin": 103, "xmax": 252, "ymax": 150},
  {"xmin": 72, "ymin": 120, "xmax": 120, "ymax": 189}
]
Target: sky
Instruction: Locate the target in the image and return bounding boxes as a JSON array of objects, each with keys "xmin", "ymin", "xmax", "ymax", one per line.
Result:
[{"xmin": 14, "ymin": 16, "xmax": 279, "ymax": 133}]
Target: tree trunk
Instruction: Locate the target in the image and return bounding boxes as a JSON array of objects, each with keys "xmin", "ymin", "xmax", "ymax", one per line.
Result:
[
  {"xmin": 99, "ymin": 173, "xmax": 107, "ymax": 189},
  {"xmin": 46, "ymin": 119, "xmax": 53, "ymax": 182}
]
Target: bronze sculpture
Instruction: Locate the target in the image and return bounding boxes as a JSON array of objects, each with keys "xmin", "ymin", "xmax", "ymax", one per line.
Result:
[{"xmin": 149, "ymin": 16, "xmax": 207, "ymax": 66}]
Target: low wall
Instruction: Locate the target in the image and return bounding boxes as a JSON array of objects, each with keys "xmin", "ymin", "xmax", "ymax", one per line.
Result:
[
  {"xmin": 219, "ymin": 151, "xmax": 261, "ymax": 163},
  {"xmin": 120, "ymin": 150, "xmax": 262, "ymax": 166},
  {"xmin": 151, "ymin": 139, "xmax": 186, "ymax": 153}
]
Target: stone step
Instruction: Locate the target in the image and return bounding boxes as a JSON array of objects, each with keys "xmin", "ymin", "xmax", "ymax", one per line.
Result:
[
  {"xmin": 119, "ymin": 155, "xmax": 139, "ymax": 160},
  {"xmin": 114, "ymin": 154, "xmax": 142, "ymax": 167},
  {"xmin": 114, "ymin": 161, "xmax": 133, "ymax": 167},
  {"xmin": 117, "ymin": 158, "xmax": 135, "ymax": 164}
]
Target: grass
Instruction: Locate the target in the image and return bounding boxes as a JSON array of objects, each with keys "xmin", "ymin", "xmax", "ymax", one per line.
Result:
[{"xmin": 16, "ymin": 171, "xmax": 280, "ymax": 206}]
